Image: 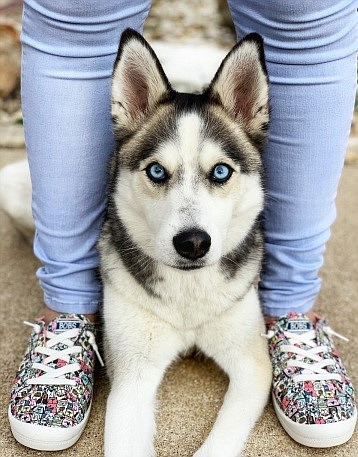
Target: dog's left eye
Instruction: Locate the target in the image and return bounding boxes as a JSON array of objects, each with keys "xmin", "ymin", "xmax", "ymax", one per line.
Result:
[
  {"xmin": 146, "ymin": 162, "xmax": 168, "ymax": 183},
  {"xmin": 210, "ymin": 164, "xmax": 233, "ymax": 183}
]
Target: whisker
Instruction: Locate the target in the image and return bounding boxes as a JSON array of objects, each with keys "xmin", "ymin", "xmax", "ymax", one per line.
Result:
[{"xmin": 221, "ymin": 256, "xmax": 242, "ymax": 268}]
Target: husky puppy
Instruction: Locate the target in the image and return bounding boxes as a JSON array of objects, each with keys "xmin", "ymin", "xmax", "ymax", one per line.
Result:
[{"xmin": 98, "ymin": 28, "xmax": 272, "ymax": 457}]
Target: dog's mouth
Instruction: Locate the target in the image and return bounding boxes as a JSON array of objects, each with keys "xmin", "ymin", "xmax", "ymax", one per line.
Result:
[
  {"xmin": 162, "ymin": 261, "xmax": 206, "ymax": 271},
  {"xmin": 175, "ymin": 264, "xmax": 205, "ymax": 271}
]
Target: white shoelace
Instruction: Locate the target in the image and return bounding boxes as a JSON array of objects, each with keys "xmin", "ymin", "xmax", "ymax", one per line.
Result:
[
  {"xmin": 262, "ymin": 326, "xmax": 348, "ymax": 383},
  {"xmin": 24, "ymin": 321, "xmax": 104, "ymax": 387}
]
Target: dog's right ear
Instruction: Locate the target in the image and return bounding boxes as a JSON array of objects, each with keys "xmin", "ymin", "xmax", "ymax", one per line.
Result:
[
  {"xmin": 111, "ymin": 29, "xmax": 172, "ymax": 134},
  {"xmin": 207, "ymin": 34, "xmax": 269, "ymax": 149}
]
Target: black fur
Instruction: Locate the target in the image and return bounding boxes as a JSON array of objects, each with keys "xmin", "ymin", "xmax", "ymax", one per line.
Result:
[
  {"xmin": 202, "ymin": 109, "xmax": 263, "ymax": 174},
  {"xmin": 111, "ymin": 29, "xmax": 268, "ymax": 175},
  {"xmin": 220, "ymin": 219, "xmax": 263, "ymax": 280},
  {"xmin": 103, "ymin": 199, "xmax": 161, "ymax": 297},
  {"xmin": 117, "ymin": 110, "xmax": 177, "ymax": 171},
  {"xmin": 113, "ymin": 93, "xmax": 263, "ymax": 176},
  {"xmin": 102, "ymin": 29, "xmax": 267, "ymax": 290},
  {"xmin": 113, "ymin": 28, "xmax": 171, "ymax": 94}
]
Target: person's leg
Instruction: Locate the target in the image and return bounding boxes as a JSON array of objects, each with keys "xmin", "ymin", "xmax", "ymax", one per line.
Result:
[
  {"xmin": 8, "ymin": 1, "xmax": 151, "ymax": 451},
  {"xmin": 227, "ymin": 0, "xmax": 358, "ymax": 446},
  {"xmin": 227, "ymin": 0, "xmax": 357, "ymax": 317},
  {"xmin": 22, "ymin": 0, "xmax": 151, "ymax": 318}
]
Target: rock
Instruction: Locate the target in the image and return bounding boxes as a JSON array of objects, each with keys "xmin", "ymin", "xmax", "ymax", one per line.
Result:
[
  {"xmin": 0, "ymin": 123, "xmax": 24, "ymax": 148},
  {"xmin": 0, "ymin": 21, "xmax": 21, "ymax": 99},
  {"xmin": 144, "ymin": 0, "xmax": 235, "ymax": 48},
  {"xmin": 216, "ymin": 0, "xmax": 235, "ymax": 30}
]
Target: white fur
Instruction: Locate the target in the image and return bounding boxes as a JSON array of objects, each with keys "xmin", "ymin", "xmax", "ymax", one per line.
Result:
[
  {"xmin": 210, "ymin": 40, "xmax": 269, "ymax": 138},
  {"xmin": 103, "ymin": 273, "xmax": 271, "ymax": 457},
  {"xmin": 112, "ymin": 38, "xmax": 169, "ymax": 130},
  {"xmin": 102, "ymin": 117, "xmax": 270, "ymax": 456},
  {"xmin": 213, "ymin": 41, "xmax": 268, "ymax": 113},
  {"xmin": 114, "ymin": 112, "xmax": 264, "ymax": 270},
  {"xmin": 102, "ymin": 32, "xmax": 272, "ymax": 457}
]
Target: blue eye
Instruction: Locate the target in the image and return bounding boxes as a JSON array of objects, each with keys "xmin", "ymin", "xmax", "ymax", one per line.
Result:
[
  {"xmin": 210, "ymin": 164, "xmax": 232, "ymax": 183},
  {"xmin": 146, "ymin": 162, "xmax": 168, "ymax": 183}
]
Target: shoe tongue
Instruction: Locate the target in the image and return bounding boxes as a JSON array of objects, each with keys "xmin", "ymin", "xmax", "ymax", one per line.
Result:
[
  {"xmin": 284, "ymin": 313, "xmax": 314, "ymax": 334},
  {"xmin": 47, "ymin": 314, "xmax": 83, "ymax": 335}
]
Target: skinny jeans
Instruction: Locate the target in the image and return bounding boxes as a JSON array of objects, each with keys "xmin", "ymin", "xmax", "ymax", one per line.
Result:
[{"xmin": 21, "ymin": 0, "xmax": 358, "ymax": 316}]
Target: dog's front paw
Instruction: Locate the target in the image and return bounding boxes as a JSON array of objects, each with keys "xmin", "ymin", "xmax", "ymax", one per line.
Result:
[{"xmin": 104, "ymin": 391, "xmax": 157, "ymax": 457}]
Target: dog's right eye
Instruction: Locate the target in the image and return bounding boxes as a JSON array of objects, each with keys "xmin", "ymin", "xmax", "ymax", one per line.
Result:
[
  {"xmin": 146, "ymin": 162, "xmax": 168, "ymax": 184},
  {"xmin": 209, "ymin": 163, "xmax": 233, "ymax": 184}
]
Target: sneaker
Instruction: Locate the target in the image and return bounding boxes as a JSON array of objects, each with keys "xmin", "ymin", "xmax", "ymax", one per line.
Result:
[
  {"xmin": 8, "ymin": 313, "xmax": 103, "ymax": 451},
  {"xmin": 263, "ymin": 312, "xmax": 357, "ymax": 447}
]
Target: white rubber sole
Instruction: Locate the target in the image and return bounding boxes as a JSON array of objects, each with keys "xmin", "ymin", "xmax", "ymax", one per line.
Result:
[
  {"xmin": 272, "ymin": 395, "xmax": 357, "ymax": 448},
  {"xmin": 8, "ymin": 403, "xmax": 91, "ymax": 451}
]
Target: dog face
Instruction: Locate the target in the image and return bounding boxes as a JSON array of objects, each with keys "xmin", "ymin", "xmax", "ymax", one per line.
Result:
[{"xmin": 109, "ymin": 29, "xmax": 269, "ymax": 271}]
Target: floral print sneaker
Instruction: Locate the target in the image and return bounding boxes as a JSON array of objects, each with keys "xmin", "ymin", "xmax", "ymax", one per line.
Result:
[
  {"xmin": 8, "ymin": 314, "xmax": 103, "ymax": 451},
  {"xmin": 263, "ymin": 312, "xmax": 357, "ymax": 448}
]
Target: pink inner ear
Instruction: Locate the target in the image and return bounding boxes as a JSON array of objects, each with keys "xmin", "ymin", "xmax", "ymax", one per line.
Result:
[
  {"xmin": 233, "ymin": 86, "xmax": 252, "ymax": 121},
  {"xmin": 232, "ymin": 71, "xmax": 255, "ymax": 121},
  {"xmin": 125, "ymin": 67, "xmax": 149, "ymax": 119}
]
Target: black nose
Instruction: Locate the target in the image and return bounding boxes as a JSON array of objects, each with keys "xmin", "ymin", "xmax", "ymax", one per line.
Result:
[{"xmin": 173, "ymin": 230, "xmax": 211, "ymax": 260}]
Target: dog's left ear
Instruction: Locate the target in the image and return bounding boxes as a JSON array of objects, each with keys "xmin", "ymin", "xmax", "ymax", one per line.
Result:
[
  {"xmin": 111, "ymin": 28, "xmax": 172, "ymax": 134},
  {"xmin": 207, "ymin": 33, "xmax": 269, "ymax": 148}
]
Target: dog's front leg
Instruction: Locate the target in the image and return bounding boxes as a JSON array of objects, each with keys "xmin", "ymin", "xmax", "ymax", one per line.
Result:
[
  {"xmin": 105, "ymin": 367, "xmax": 163, "ymax": 457},
  {"xmin": 194, "ymin": 291, "xmax": 272, "ymax": 457},
  {"xmin": 193, "ymin": 353, "xmax": 270, "ymax": 457},
  {"xmin": 104, "ymin": 316, "xmax": 183, "ymax": 457}
]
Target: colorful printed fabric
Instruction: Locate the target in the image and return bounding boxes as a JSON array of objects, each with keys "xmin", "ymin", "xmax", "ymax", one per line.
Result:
[
  {"xmin": 267, "ymin": 313, "xmax": 355, "ymax": 425},
  {"xmin": 10, "ymin": 314, "xmax": 98, "ymax": 428}
]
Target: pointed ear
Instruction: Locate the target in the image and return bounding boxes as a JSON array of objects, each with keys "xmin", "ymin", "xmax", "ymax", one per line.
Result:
[
  {"xmin": 207, "ymin": 33, "xmax": 269, "ymax": 148},
  {"xmin": 111, "ymin": 29, "xmax": 172, "ymax": 134}
]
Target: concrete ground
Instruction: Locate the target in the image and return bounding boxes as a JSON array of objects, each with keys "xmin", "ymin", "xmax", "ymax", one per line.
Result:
[{"xmin": 0, "ymin": 148, "xmax": 357, "ymax": 457}]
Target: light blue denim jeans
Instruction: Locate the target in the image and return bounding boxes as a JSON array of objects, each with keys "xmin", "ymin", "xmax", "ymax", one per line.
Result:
[{"xmin": 21, "ymin": 0, "xmax": 358, "ymax": 316}]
